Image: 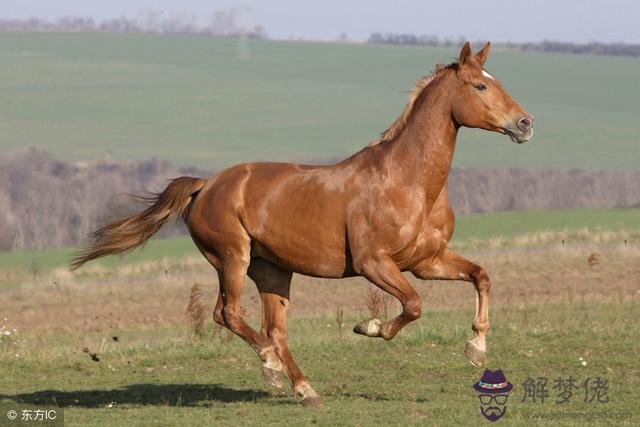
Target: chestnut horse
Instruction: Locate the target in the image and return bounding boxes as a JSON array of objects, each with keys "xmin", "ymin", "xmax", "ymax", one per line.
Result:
[{"xmin": 72, "ymin": 42, "xmax": 533, "ymax": 406}]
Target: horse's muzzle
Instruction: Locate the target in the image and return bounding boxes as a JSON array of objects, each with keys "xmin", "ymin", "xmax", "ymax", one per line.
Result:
[{"xmin": 505, "ymin": 115, "xmax": 534, "ymax": 144}]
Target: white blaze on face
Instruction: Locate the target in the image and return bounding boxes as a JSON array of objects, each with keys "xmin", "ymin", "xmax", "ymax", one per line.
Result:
[{"xmin": 482, "ymin": 70, "xmax": 494, "ymax": 80}]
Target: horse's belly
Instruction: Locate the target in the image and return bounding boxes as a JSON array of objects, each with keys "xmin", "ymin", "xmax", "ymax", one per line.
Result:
[
  {"xmin": 240, "ymin": 165, "xmax": 353, "ymax": 278},
  {"xmin": 250, "ymin": 235, "xmax": 352, "ymax": 278}
]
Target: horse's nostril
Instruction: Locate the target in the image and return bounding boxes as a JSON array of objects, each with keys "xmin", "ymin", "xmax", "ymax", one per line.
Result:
[{"xmin": 517, "ymin": 117, "xmax": 532, "ymax": 131}]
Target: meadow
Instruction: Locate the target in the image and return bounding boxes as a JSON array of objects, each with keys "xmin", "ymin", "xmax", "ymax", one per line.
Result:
[
  {"xmin": 0, "ymin": 32, "xmax": 639, "ymax": 171},
  {"xmin": 1, "ymin": 206, "xmax": 638, "ymax": 425},
  {"xmin": 0, "ymin": 302, "xmax": 638, "ymax": 426},
  {"xmin": 1, "ymin": 31, "xmax": 639, "ymax": 426}
]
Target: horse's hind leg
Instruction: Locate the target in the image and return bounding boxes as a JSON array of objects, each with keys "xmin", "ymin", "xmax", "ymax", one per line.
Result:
[
  {"xmin": 204, "ymin": 248, "xmax": 282, "ymax": 382},
  {"xmin": 246, "ymin": 259, "xmax": 286, "ymax": 389},
  {"xmin": 248, "ymin": 258, "xmax": 323, "ymax": 407}
]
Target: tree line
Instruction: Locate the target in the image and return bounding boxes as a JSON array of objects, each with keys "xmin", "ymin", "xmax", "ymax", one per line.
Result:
[
  {"xmin": 1, "ymin": 147, "xmax": 639, "ymax": 252},
  {"xmin": 0, "ymin": 147, "xmax": 206, "ymax": 251},
  {"xmin": 368, "ymin": 33, "xmax": 640, "ymax": 57},
  {"xmin": 3, "ymin": 15, "xmax": 638, "ymax": 58},
  {"xmin": 0, "ymin": 9, "xmax": 267, "ymax": 38}
]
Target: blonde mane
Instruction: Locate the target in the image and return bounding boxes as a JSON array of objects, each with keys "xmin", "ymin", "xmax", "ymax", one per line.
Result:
[{"xmin": 370, "ymin": 63, "xmax": 456, "ymax": 147}]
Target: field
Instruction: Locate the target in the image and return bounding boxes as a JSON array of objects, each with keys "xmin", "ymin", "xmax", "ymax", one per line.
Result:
[
  {"xmin": 1, "ymin": 31, "xmax": 639, "ymax": 425},
  {"xmin": 1, "ymin": 303, "xmax": 639, "ymax": 425},
  {"xmin": 1, "ymin": 204, "xmax": 639, "ymax": 424},
  {"xmin": 1, "ymin": 234, "xmax": 639, "ymax": 425},
  {"xmin": 0, "ymin": 32, "xmax": 639, "ymax": 170}
]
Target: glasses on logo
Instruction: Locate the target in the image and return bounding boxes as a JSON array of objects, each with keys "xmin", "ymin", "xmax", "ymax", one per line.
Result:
[{"xmin": 478, "ymin": 394, "xmax": 508, "ymax": 405}]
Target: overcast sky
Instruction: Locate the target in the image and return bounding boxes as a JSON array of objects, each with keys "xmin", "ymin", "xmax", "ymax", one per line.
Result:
[{"xmin": 2, "ymin": 0, "xmax": 639, "ymax": 43}]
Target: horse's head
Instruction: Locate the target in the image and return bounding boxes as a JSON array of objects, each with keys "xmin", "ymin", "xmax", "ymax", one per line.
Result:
[{"xmin": 451, "ymin": 42, "xmax": 534, "ymax": 144}]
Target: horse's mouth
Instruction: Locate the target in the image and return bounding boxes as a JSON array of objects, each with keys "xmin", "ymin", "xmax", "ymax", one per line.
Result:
[{"xmin": 505, "ymin": 128, "xmax": 533, "ymax": 144}]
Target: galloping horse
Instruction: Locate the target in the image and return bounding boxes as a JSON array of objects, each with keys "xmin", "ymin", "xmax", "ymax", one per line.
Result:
[{"xmin": 72, "ymin": 42, "xmax": 533, "ymax": 406}]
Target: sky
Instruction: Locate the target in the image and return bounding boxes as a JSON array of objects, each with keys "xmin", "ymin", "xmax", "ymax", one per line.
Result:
[{"xmin": 1, "ymin": 0, "xmax": 639, "ymax": 43}]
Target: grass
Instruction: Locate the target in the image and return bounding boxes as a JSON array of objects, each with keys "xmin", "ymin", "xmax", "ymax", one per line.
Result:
[
  {"xmin": 453, "ymin": 207, "xmax": 640, "ymax": 241},
  {"xmin": 1, "ymin": 31, "xmax": 638, "ymax": 425},
  {"xmin": 0, "ymin": 237, "xmax": 198, "ymax": 275},
  {"xmin": 0, "ymin": 32, "xmax": 639, "ymax": 170},
  {"xmin": 1, "ymin": 301, "xmax": 638, "ymax": 425},
  {"xmin": 0, "ymin": 207, "xmax": 637, "ymax": 276},
  {"xmin": 0, "ymin": 208, "xmax": 637, "ymax": 424}
]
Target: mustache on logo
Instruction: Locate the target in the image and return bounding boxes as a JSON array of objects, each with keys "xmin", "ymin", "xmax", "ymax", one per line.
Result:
[
  {"xmin": 481, "ymin": 406, "xmax": 506, "ymax": 422},
  {"xmin": 484, "ymin": 406, "xmax": 503, "ymax": 415}
]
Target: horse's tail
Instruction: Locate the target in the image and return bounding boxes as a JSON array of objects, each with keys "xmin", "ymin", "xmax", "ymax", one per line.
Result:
[{"xmin": 70, "ymin": 176, "xmax": 207, "ymax": 270}]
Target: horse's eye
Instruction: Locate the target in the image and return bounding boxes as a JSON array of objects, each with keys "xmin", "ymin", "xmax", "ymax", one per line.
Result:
[{"xmin": 474, "ymin": 84, "xmax": 487, "ymax": 91}]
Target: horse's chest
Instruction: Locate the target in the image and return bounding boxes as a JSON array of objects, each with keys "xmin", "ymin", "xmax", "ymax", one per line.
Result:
[
  {"xmin": 379, "ymin": 206, "xmax": 430, "ymax": 256},
  {"xmin": 387, "ymin": 200, "xmax": 452, "ymax": 268}
]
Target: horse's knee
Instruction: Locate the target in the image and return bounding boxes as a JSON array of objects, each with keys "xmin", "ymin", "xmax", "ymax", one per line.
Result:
[
  {"xmin": 404, "ymin": 297, "xmax": 422, "ymax": 320},
  {"xmin": 473, "ymin": 267, "xmax": 491, "ymax": 293}
]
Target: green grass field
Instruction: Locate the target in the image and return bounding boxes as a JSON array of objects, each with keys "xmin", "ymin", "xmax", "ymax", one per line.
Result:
[
  {"xmin": 453, "ymin": 207, "xmax": 640, "ymax": 240},
  {"xmin": 1, "ymin": 32, "xmax": 638, "ymax": 425},
  {"xmin": 0, "ymin": 32, "xmax": 638, "ymax": 170},
  {"xmin": 0, "ymin": 207, "xmax": 637, "ymax": 275},
  {"xmin": 1, "ymin": 301, "xmax": 638, "ymax": 425}
]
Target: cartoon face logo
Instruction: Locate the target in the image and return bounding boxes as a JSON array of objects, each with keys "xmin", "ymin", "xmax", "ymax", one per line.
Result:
[{"xmin": 473, "ymin": 369, "xmax": 513, "ymax": 422}]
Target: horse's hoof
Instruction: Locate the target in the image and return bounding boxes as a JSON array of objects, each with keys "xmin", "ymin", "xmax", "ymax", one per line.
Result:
[
  {"xmin": 261, "ymin": 366, "xmax": 285, "ymax": 389},
  {"xmin": 353, "ymin": 318, "xmax": 381, "ymax": 337},
  {"xmin": 302, "ymin": 396, "xmax": 324, "ymax": 408},
  {"xmin": 465, "ymin": 340, "xmax": 486, "ymax": 368}
]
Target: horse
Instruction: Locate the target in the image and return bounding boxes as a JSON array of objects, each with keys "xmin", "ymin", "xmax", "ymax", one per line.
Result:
[{"xmin": 71, "ymin": 42, "xmax": 534, "ymax": 407}]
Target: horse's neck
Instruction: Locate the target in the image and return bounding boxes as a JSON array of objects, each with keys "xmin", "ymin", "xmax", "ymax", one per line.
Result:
[{"xmin": 386, "ymin": 81, "xmax": 458, "ymax": 206}]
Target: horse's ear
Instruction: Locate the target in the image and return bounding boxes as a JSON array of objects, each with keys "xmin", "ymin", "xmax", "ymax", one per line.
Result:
[
  {"xmin": 459, "ymin": 42, "xmax": 473, "ymax": 66},
  {"xmin": 475, "ymin": 42, "xmax": 491, "ymax": 65}
]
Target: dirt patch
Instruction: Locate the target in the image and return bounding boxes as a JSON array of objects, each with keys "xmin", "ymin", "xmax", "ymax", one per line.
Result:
[{"xmin": 1, "ymin": 246, "xmax": 638, "ymax": 333}]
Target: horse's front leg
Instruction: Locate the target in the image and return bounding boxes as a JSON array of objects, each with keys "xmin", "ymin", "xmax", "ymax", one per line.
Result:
[
  {"xmin": 353, "ymin": 255, "xmax": 422, "ymax": 340},
  {"xmin": 413, "ymin": 248, "xmax": 491, "ymax": 367}
]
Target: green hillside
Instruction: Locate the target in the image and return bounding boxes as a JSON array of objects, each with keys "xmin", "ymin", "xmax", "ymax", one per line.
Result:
[{"xmin": 0, "ymin": 32, "xmax": 638, "ymax": 170}]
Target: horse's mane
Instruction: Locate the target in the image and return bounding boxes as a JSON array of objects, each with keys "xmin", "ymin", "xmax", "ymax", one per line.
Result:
[{"xmin": 369, "ymin": 62, "xmax": 458, "ymax": 147}]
